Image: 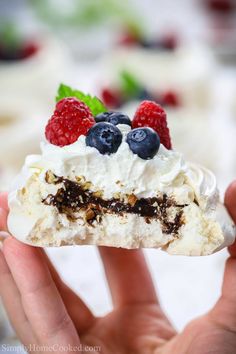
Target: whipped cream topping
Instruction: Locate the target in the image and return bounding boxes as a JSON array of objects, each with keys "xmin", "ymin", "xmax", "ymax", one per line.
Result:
[{"xmin": 12, "ymin": 125, "xmax": 217, "ymax": 207}]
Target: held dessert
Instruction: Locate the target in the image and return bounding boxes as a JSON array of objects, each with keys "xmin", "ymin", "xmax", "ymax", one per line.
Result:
[{"xmin": 8, "ymin": 85, "xmax": 235, "ymax": 256}]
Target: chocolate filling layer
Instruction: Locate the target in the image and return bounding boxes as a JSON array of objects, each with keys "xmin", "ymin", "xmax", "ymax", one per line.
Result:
[{"xmin": 43, "ymin": 172, "xmax": 186, "ymax": 235}]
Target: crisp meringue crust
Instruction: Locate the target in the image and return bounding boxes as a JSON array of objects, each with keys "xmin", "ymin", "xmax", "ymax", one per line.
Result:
[{"xmin": 7, "ymin": 124, "xmax": 235, "ymax": 255}]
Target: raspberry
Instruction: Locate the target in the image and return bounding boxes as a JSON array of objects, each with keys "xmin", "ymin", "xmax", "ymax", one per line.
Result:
[
  {"xmin": 45, "ymin": 97, "xmax": 95, "ymax": 147},
  {"xmin": 162, "ymin": 34, "xmax": 178, "ymax": 50},
  {"xmin": 118, "ymin": 31, "xmax": 139, "ymax": 46},
  {"xmin": 132, "ymin": 100, "xmax": 172, "ymax": 149},
  {"xmin": 101, "ymin": 88, "xmax": 121, "ymax": 109},
  {"xmin": 162, "ymin": 90, "xmax": 180, "ymax": 107},
  {"xmin": 21, "ymin": 41, "xmax": 39, "ymax": 59}
]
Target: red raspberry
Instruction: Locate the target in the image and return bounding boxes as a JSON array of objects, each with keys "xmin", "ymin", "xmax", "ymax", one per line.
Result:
[
  {"xmin": 21, "ymin": 41, "xmax": 39, "ymax": 59},
  {"xmin": 101, "ymin": 88, "xmax": 121, "ymax": 108},
  {"xmin": 162, "ymin": 34, "xmax": 178, "ymax": 50},
  {"xmin": 45, "ymin": 97, "xmax": 95, "ymax": 147},
  {"xmin": 162, "ymin": 90, "xmax": 180, "ymax": 107},
  {"xmin": 132, "ymin": 101, "xmax": 172, "ymax": 149},
  {"xmin": 118, "ymin": 31, "xmax": 139, "ymax": 46}
]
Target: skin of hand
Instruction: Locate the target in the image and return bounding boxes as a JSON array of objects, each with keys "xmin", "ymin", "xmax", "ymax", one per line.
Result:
[{"xmin": 0, "ymin": 183, "xmax": 236, "ymax": 354}]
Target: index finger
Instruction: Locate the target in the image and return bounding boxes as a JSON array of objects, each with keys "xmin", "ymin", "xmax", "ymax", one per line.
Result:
[
  {"xmin": 99, "ymin": 247, "xmax": 157, "ymax": 307},
  {"xmin": 3, "ymin": 237, "xmax": 80, "ymax": 346}
]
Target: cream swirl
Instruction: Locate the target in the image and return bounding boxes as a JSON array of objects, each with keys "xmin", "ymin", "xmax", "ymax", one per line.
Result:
[{"xmin": 185, "ymin": 163, "xmax": 218, "ymax": 209}]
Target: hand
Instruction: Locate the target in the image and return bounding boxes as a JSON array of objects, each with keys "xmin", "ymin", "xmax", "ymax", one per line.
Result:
[{"xmin": 0, "ymin": 184, "xmax": 236, "ymax": 354}]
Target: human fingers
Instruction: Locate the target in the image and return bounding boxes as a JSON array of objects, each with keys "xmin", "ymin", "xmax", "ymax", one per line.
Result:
[
  {"xmin": 99, "ymin": 247, "xmax": 157, "ymax": 307},
  {"xmin": 0, "ymin": 243, "xmax": 36, "ymax": 345},
  {"xmin": 42, "ymin": 250, "xmax": 95, "ymax": 333},
  {"xmin": 3, "ymin": 237, "xmax": 80, "ymax": 346}
]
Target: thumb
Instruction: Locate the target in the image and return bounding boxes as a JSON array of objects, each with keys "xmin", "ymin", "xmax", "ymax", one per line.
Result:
[
  {"xmin": 224, "ymin": 181, "xmax": 236, "ymax": 256},
  {"xmin": 208, "ymin": 182, "xmax": 236, "ymax": 329}
]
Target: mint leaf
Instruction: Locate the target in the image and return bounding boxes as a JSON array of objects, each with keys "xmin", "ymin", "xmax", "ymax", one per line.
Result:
[
  {"xmin": 56, "ymin": 84, "xmax": 107, "ymax": 116},
  {"xmin": 120, "ymin": 71, "xmax": 142, "ymax": 98}
]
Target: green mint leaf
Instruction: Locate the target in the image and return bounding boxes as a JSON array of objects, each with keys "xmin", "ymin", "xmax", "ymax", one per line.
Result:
[
  {"xmin": 120, "ymin": 71, "xmax": 142, "ymax": 98},
  {"xmin": 56, "ymin": 84, "xmax": 107, "ymax": 116}
]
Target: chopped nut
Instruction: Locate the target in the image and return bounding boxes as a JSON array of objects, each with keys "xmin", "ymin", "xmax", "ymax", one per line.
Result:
[
  {"xmin": 85, "ymin": 209, "xmax": 95, "ymax": 221},
  {"xmin": 96, "ymin": 215, "xmax": 102, "ymax": 223},
  {"xmin": 128, "ymin": 194, "xmax": 137, "ymax": 206},
  {"xmin": 45, "ymin": 170, "xmax": 57, "ymax": 184},
  {"xmin": 83, "ymin": 181, "xmax": 92, "ymax": 190},
  {"xmin": 76, "ymin": 176, "xmax": 86, "ymax": 184},
  {"xmin": 93, "ymin": 190, "xmax": 103, "ymax": 198},
  {"xmin": 113, "ymin": 192, "xmax": 121, "ymax": 199}
]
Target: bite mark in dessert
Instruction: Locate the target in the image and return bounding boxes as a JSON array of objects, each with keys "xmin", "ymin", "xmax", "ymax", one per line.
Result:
[{"xmin": 7, "ymin": 84, "xmax": 235, "ymax": 255}]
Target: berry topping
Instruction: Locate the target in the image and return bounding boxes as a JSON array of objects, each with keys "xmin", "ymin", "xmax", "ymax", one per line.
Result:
[
  {"xmin": 139, "ymin": 34, "xmax": 177, "ymax": 51},
  {"xmin": 107, "ymin": 112, "xmax": 132, "ymax": 126},
  {"xmin": 137, "ymin": 88, "xmax": 154, "ymax": 101},
  {"xmin": 95, "ymin": 111, "xmax": 131, "ymax": 126},
  {"xmin": 119, "ymin": 31, "xmax": 139, "ymax": 46},
  {"xmin": 95, "ymin": 111, "xmax": 114, "ymax": 123},
  {"xmin": 101, "ymin": 88, "xmax": 121, "ymax": 109},
  {"xmin": 162, "ymin": 90, "xmax": 180, "ymax": 107},
  {"xmin": 45, "ymin": 97, "xmax": 95, "ymax": 147},
  {"xmin": 86, "ymin": 122, "xmax": 122, "ymax": 155},
  {"xmin": 132, "ymin": 100, "xmax": 172, "ymax": 150},
  {"xmin": 126, "ymin": 127, "xmax": 160, "ymax": 160},
  {"xmin": 21, "ymin": 41, "xmax": 39, "ymax": 60},
  {"xmin": 161, "ymin": 34, "xmax": 178, "ymax": 51}
]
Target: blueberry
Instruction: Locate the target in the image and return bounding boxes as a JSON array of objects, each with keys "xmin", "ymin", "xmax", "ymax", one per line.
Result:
[
  {"xmin": 140, "ymin": 39, "xmax": 154, "ymax": 48},
  {"xmin": 86, "ymin": 122, "xmax": 122, "ymax": 155},
  {"xmin": 126, "ymin": 127, "xmax": 160, "ymax": 159},
  {"xmin": 95, "ymin": 111, "xmax": 131, "ymax": 126},
  {"xmin": 95, "ymin": 111, "xmax": 114, "ymax": 123},
  {"xmin": 140, "ymin": 39, "xmax": 163, "ymax": 49},
  {"xmin": 137, "ymin": 89, "xmax": 154, "ymax": 101},
  {"xmin": 106, "ymin": 112, "xmax": 132, "ymax": 127}
]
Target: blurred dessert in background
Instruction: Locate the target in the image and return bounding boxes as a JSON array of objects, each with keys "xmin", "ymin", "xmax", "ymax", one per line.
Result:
[
  {"xmin": 100, "ymin": 70, "xmax": 181, "ymax": 110},
  {"xmin": 202, "ymin": 0, "xmax": 236, "ymax": 61},
  {"xmin": 118, "ymin": 28, "xmax": 177, "ymax": 51},
  {"xmin": 29, "ymin": 0, "xmax": 143, "ymax": 60},
  {"xmin": 0, "ymin": 22, "xmax": 39, "ymax": 61},
  {"xmin": 104, "ymin": 36, "xmax": 216, "ymax": 109},
  {"xmin": 0, "ymin": 22, "xmax": 69, "ymax": 105},
  {"xmin": 0, "ymin": 94, "xmax": 48, "ymax": 191}
]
